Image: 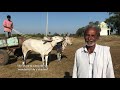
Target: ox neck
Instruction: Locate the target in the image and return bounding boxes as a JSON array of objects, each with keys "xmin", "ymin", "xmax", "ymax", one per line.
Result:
[
  {"xmin": 50, "ymin": 41, "xmax": 57, "ymax": 47},
  {"xmin": 62, "ymin": 40, "xmax": 67, "ymax": 46},
  {"xmin": 62, "ymin": 40, "xmax": 67, "ymax": 50}
]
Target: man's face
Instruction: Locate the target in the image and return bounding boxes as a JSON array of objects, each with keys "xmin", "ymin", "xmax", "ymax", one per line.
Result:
[
  {"xmin": 7, "ymin": 17, "xmax": 11, "ymax": 21},
  {"xmin": 84, "ymin": 29, "xmax": 98, "ymax": 46},
  {"xmin": 7, "ymin": 16, "xmax": 11, "ymax": 21}
]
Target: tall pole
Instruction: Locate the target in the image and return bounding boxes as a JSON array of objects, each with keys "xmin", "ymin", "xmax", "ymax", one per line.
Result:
[{"xmin": 46, "ymin": 12, "xmax": 48, "ymax": 36}]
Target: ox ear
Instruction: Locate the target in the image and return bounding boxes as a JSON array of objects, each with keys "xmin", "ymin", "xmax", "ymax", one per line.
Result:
[
  {"xmin": 49, "ymin": 37, "xmax": 53, "ymax": 41},
  {"xmin": 49, "ymin": 37, "xmax": 52, "ymax": 40},
  {"xmin": 47, "ymin": 37, "xmax": 52, "ymax": 41},
  {"xmin": 48, "ymin": 37, "xmax": 53, "ymax": 42}
]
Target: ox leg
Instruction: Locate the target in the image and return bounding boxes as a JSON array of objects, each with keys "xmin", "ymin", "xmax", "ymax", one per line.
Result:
[
  {"xmin": 59, "ymin": 53, "xmax": 62, "ymax": 60},
  {"xmin": 41, "ymin": 55, "xmax": 45, "ymax": 67},
  {"xmin": 22, "ymin": 51, "xmax": 28, "ymax": 65},
  {"xmin": 45, "ymin": 55, "xmax": 48, "ymax": 69},
  {"xmin": 57, "ymin": 52, "xmax": 61, "ymax": 61},
  {"xmin": 49, "ymin": 52, "xmax": 51, "ymax": 61}
]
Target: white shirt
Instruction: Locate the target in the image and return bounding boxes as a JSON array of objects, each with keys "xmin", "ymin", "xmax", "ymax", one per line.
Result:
[
  {"xmin": 83, "ymin": 47, "xmax": 96, "ymax": 78},
  {"xmin": 72, "ymin": 44, "xmax": 115, "ymax": 78},
  {"xmin": 88, "ymin": 53, "xmax": 95, "ymax": 78}
]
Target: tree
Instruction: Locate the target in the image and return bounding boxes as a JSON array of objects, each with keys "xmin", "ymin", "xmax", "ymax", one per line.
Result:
[
  {"xmin": 76, "ymin": 27, "xmax": 85, "ymax": 37},
  {"xmin": 105, "ymin": 12, "xmax": 120, "ymax": 35},
  {"xmin": 76, "ymin": 21, "xmax": 100, "ymax": 37},
  {"xmin": 89, "ymin": 21, "xmax": 99, "ymax": 26},
  {"xmin": 53, "ymin": 32, "xmax": 60, "ymax": 36}
]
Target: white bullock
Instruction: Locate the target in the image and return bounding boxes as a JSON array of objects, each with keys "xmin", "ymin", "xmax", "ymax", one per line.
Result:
[
  {"xmin": 62, "ymin": 36, "xmax": 72, "ymax": 51},
  {"xmin": 44, "ymin": 36, "xmax": 72, "ymax": 61},
  {"xmin": 22, "ymin": 36, "xmax": 64, "ymax": 68}
]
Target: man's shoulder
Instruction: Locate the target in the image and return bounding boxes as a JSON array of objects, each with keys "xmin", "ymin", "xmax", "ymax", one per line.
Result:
[
  {"xmin": 97, "ymin": 44, "xmax": 110, "ymax": 50},
  {"xmin": 4, "ymin": 19, "xmax": 8, "ymax": 21},
  {"xmin": 76, "ymin": 46, "xmax": 84, "ymax": 53},
  {"xmin": 3, "ymin": 19, "xmax": 10, "ymax": 23}
]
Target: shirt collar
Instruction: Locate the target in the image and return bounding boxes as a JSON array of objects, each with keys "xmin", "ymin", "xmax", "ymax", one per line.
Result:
[{"xmin": 82, "ymin": 44, "xmax": 98, "ymax": 53}]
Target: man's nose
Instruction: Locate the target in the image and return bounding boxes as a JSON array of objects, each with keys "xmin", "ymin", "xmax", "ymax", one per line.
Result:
[{"xmin": 88, "ymin": 36, "xmax": 92, "ymax": 40}]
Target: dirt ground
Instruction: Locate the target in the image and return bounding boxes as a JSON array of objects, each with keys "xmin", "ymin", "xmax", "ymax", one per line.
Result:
[{"xmin": 0, "ymin": 35, "xmax": 120, "ymax": 78}]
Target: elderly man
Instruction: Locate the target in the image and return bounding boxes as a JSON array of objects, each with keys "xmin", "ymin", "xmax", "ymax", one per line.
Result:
[{"xmin": 72, "ymin": 25, "xmax": 115, "ymax": 78}]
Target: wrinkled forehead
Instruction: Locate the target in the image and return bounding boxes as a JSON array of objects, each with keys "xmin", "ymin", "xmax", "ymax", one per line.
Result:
[{"xmin": 85, "ymin": 28, "xmax": 98, "ymax": 35}]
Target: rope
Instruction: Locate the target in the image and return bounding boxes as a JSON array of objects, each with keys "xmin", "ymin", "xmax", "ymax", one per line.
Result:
[{"xmin": 12, "ymin": 29, "xmax": 31, "ymax": 39}]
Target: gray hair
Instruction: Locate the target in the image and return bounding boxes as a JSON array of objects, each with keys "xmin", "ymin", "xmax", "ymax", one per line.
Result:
[{"xmin": 84, "ymin": 25, "xmax": 101, "ymax": 37}]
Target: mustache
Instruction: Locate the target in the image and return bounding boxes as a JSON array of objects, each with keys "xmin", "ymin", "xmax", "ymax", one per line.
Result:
[
  {"xmin": 85, "ymin": 40, "xmax": 96, "ymax": 46},
  {"xmin": 85, "ymin": 42, "xmax": 96, "ymax": 47},
  {"xmin": 86, "ymin": 40, "xmax": 94, "ymax": 42}
]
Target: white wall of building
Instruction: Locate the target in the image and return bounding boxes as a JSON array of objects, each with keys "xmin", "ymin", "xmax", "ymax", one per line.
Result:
[
  {"xmin": 99, "ymin": 22, "xmax": 111, "ymax": 36},
  {"xmin": 100, "ymin": 28, "xmax": 110, "ymax": 36}
]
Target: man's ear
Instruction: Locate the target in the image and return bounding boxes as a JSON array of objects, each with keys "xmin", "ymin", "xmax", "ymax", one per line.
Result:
[{"xmin": 96, "ymin": 36, "xmax": 100, "ymax": 40}]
